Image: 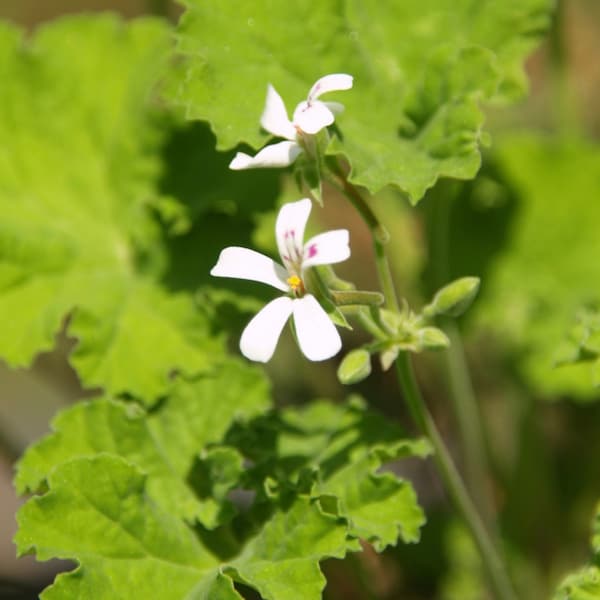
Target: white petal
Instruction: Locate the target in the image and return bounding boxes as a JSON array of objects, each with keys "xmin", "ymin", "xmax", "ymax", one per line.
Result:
[
  {"xmin": 260, "ymin": 84, "xmax": 297, "ymax": 140},
  {"xmin": 293, "ymin": 101, "xmax": 334, "ymax": 135},
  {"xmin": 210, "ymin": 246, "xmax": 289, "ymax": 292},
  {"xmin": 275, "ymin": 198, "xmax": 312, "ymax": 264},
  {"xmin": 229, "ymin": 141, "xmax": 302, "ymax": 170},
  {"xmin": 240, "ymin": 296, "xmax": 294, "ymax": 362},
  {"xmin": 302, "ymin": 229, "xmax": 350, "ymax": 269},
  {"xmin": 292, "ymin": 295, "xmax": 341, "ymax": 361},
  {"xmin": 323, "ymin": 101, "xmax": 345, "ymax": 115},
  {"xmin": 307, "ymin": 74, "xmax": 353, "ymax": 102}
]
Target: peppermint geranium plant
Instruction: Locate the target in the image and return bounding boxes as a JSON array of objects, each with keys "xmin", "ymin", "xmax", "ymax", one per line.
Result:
[{"xmin": 6, "ymin": 3, "xmax": 600, "ymax": 600}]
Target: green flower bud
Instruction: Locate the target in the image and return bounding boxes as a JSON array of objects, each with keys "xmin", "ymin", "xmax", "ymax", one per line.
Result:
[
  {"xmin": 418, "ymin": 327, "xmax": 450, "ymax": 350},
  {"xmin": 337, "ymin": 349, "xmax": 372, "ymax": 384},
  {"xmin": 425, "ymin": 277, "xmax": 480, "ymax": 318}
]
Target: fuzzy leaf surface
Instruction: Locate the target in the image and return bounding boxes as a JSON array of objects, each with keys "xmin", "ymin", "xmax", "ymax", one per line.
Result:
[
  {"xmin": 171, "ymin": 0, "xmax": 552, "ymax": 202},
  {"xmin": 15, "ymin": 360, "xmax": 270, "ymax": 527},
  {"xmin": 0, "ymin": 16, "xmax": 223, "ymax": 401},
  {"xmin": 227, "ymin": 398, "xmax": 431, "ymax": 551},
  {"xmin": 17, "ymin": 400, "xmax": 428, "ymax": 599}
]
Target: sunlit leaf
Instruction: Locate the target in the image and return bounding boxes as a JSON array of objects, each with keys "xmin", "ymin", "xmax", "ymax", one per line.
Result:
[
  {"xmin": 170, "ymin": 0, "xmax": 552, "ymax": 202},
  {"xmin": 0, "ymin": 16, "xmax": 228, "ymax": 401},
  {"xmin": 16, "ymin": 360, "xmax": 270, "ymax": 527}
]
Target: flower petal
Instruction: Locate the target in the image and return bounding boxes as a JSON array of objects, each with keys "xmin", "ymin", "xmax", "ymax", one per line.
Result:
[
  {"xmin": 292, "ymin": 295, "xmax": 342, "ymax": 361},
  {"xmin": 302, "ymin": 229, "xmax": 350, "ymax": 269},
  {"xmin": 323, "ymin": 101, "xmax": 345, "ymax": 115},
  {"xmin": 260, "ymin": 84, "xmax": 297, "ymax": 140},
  {"xmin": 293, "ymin": 101, "xmax": 334, "ymax": 135},
  {"xmin": 229, "ymin": 141, "xmax": 302, "ymax": 170},
  {"xmin": 210, "ymin": 246, "xmax": 289, "ymax": 292},
  {"xmin": 307, "ymin": 74, "xmax": 353, "ymax": 102},
  {"xmin": 275, "ymin": 198, "xmax": 312, "ymax": 264},
  {"xmin": 240, "ymin": 296, "xmax": 294, "ymax": 362}
]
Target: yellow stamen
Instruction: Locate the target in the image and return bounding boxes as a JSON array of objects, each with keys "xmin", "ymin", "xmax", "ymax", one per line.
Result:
[{"xmin": 287, "ymin": 275, "xmax": 302, "ymax": 292}]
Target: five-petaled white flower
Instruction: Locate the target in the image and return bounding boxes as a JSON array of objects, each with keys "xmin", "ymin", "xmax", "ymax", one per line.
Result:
[
  {"xmin": 211, "ymin": 198, "xmax": 350, "ymax": 362},
  {"xmin": 229, "ymin": 73, "xmax": 353, "ymax": 171}
]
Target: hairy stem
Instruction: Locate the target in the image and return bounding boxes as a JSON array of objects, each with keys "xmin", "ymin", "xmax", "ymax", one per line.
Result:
[
  {"xmin": 395, "ymin": 352, "xmax": 516, "ymax": 600},
  {"xmin": 442, "ymin": 319, "xmax": 496, "ymax": 532},
  {"xmin": 326, "ymin": 162, "xmax": 399, "ymax": 312}
]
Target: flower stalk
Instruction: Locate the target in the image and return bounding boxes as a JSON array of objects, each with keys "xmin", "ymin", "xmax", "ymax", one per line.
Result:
[
  {"xmin": 395, "ymin": 352, "xmax": 516, "ymax": 600},
  {"xmin": 331, "ymin": 163, "xmax": 515, "ymax": 600}
]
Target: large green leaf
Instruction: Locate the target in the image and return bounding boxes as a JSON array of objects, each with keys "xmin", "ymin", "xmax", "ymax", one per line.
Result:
[
  {"xmin": 476, "ymin": 136, "xmax": 600, "ymax": 400},
  {"xmin": 170, "ymin": 0, "xmax": 552, "ymax": 202},
  {"xmin": 226, "ymin": 398, "xmax": 431, "ymax": 551},
  {"xmin": 16, "ymin": 398, "xmax": 429, "ymax": 599},
  {"xmin": 15, "ymin": 360, "xmax": 270, "ymax": 527},
  {"xmin": 0, "ymin": 16, "xmax": 226, "ymax": 401},
  {"xmin": 17, "ymin": 455, "xmax": 358, "ymax": 600},
  {"xmin": 15, "ymin": 456, "xmax": 225, "ymax": 600}
]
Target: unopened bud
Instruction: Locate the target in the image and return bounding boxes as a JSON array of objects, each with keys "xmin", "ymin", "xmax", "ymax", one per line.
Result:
[
  {"xmin": 337, "ymin": 349, "xmax": 372, "ymax": 384},
  {"xmin": 425, "ymin": 277, "xmax": 480, "ymax": 318},
  {"xmin": 418, "ymin": 327, "xmax": 450, "ymax": 350}
]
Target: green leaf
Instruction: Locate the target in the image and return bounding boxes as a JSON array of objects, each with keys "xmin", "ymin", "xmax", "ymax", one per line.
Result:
[
  {"xmin": 15, "ymin": 360, "xmax": 270, "ymax": 527},
  {"xmin": 0, "ymin": 16, "xmax": 228, "ymax": 401},
  {"xmin": 553, "ymin": 503, "xmax": 600, "ymax": 600},
  {"xmin": 16, "ymin": 458, "xmax": 356, "ymax": 600},
  {"xmin": 15, "ymin": 456, "xmax": 227, "ymax": 600},
  {"xmin": 230, "ymin": 497, "xmax": 350, "ymax": 600},
  {"xmin": 170, "ymin": 0, "xmax": 552, "ymax": 202},
  {"xmin": 554, "ymin": 568, "xmax": 600, "ymax": 600},
  {"xmin": 476, "ymin": 136, "xmax": 600, "ymax": 400},
  {"xmin": 230, "ymin": 398, "xmax": 431, "ymax": 551},
  {"xmin": 17, "ymin": 396, "xmax": 430, "ymax": 598}
]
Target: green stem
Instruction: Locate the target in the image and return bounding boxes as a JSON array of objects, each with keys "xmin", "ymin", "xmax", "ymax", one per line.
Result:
[
  {"xmin": 373, "ymin": 237, "xmax": 399, "ymax": 313},
  {"xmin": 326, "ymin": 162, "xmax": 399, "ymax": 312},
  {"xmin": 395, "ymin": 352, "xmax": 516, "ymax": 600}
]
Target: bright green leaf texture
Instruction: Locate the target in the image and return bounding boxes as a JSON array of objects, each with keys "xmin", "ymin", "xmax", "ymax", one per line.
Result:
[
  {"xmin": 170, "ymin": 0, "xmax": 553, "ymax": 202},
  {"xmin": 16, "ymin": 395, "xmax": 429, "ymax": 599},
  {"xmin": 476, "ymin": 136, "xmax": 600, "ymax": 400},
  {"xmin": 553, "ymin": 503, "xmax": 600, "ymax": 600},
  {"xmin": 0, "ymin": 16, "xmax": 232, "ymax": 401}
]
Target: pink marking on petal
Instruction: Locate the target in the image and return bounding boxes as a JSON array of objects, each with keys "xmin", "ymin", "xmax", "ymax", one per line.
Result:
[{"xmin": 307, "ymin": 244, "xmax": 318, "ymax": 258}]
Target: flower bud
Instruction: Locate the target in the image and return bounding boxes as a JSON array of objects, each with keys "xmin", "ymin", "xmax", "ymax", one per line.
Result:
[
  {"xmin": 425, "ymin": 277, "xmax": 480, "ymax": 318},
  {"xmin": 337, "ymin": 349, "xmax": 372, "ymax": 384},
  {"xmin": 418, "ymin": 327, "xmax": 450, "ymax": 350}
]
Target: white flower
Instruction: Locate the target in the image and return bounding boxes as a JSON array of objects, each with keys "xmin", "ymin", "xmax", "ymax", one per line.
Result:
[
  {"xmin": 210, "ymin": 198, "xmax": 350, "ymax": 362},
  {"xmin": 229, "ymin": 73, "xmax": 353, "ymax": 170}
]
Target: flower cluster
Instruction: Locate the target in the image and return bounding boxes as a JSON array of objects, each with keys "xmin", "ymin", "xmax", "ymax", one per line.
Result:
[
  {"xmin": 211, "ymin": 198, "xmax": 349, "ymax": 362},
  {"xmin": 229, "ymin": 73, "xmax": 353, "ymax": 170}
]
